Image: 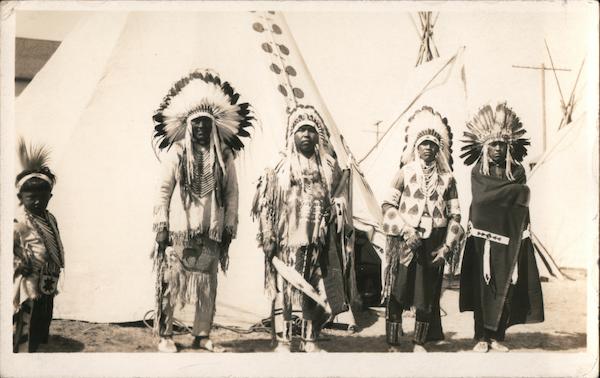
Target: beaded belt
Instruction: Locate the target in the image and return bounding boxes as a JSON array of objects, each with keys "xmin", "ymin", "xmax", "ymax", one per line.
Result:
[{"xmin": 468, "ymin": 222, "xmax": 529, "ymax": 285}]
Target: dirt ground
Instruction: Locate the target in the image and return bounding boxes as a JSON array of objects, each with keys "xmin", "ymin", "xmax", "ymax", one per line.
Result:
[{"xmin": 37, "ymin": 270, "xmax": 587, "ymax": 353}]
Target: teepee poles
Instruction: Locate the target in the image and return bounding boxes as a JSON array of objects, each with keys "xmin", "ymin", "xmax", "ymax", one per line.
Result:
[
  {"xmin": 512, "ymin": 58, "xmax": 571, "ymax": 153},
  {"xmin": 414, "ymin": 12, "xmax": 440, "ymax": 66},
  {"xmin": 544, "ymin": 40, "xmax": 585, "ymax": 130}
]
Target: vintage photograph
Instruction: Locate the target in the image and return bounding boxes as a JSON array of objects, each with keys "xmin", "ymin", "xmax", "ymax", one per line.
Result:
[{"xmin": 1, "ymin": 1, "xmax": 598, "ymax": 377}]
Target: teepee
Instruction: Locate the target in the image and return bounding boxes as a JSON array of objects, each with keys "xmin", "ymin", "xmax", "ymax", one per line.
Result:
[
  {"xmin": 15, "ymin": 11, "xmax": 382, "ymax": 327},
  {"xmin": 528, "ymin": 114, "xmax": 597, "ymax": 270}
]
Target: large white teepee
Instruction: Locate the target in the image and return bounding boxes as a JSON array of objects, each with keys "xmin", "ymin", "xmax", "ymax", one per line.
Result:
[
  {"xmin": 528, "ymin": 112, "xmax": 598, "ymax": 270},
  {"xmin": 16, "ymin": 11, "xmax": 382, "ymax": 326},
  {"xmin": 360, "ymin": 48, "xmax": 470, "ymax": 226}
]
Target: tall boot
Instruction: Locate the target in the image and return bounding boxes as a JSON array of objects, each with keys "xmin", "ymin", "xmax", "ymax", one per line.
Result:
[
  {"xmin": 274, "ymin": 320, "xmax": 293, "ymax": 353},
  {"xmin": 386, "ymin": 320, "xmax": 404, "ymax": 346},
  {"xmin": 300, "ymin": 319, "xmax": 325, "ymax": 353},
  {"xmin": 413, "ymin": 321, "xmax": 429, "ymax": 352}
]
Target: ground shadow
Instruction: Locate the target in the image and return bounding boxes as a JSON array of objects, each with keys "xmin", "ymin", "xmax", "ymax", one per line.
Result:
[
  {"xmin": 36, "ymin": 335, "xmax": 85, "ymax": 352},
  {"xmin": 206, "ymin": 337, "xmax": 274, "ymax": 353},
  {"xmin": 352, "ymin": 308, "xmax": 382, "ymax": 330},
  {"xmin": 320, "ymin": 334, "xmax": 391, "ymax": 352},
  {"xmin": 428, "ymin": 331, "xmax": 586, "ymax": 352},
  {"xmin": 314, "ymin": 331, "xmax": 586, "ymax": 353}
]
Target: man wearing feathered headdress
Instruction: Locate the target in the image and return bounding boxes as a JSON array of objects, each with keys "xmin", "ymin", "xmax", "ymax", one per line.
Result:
[
  {"xmin": 13, "ymin": 139, "xmax": 65, "ymax": 353},
  {"xmin": 381, "ymin": 106, "xmax": 464, "ymax": 352},
  {"xmin": 459, "ymin": 103, "xmax": 544, "ymax": 353},
  {"xmin": 252, "ymin": 105, "xmax": 349, "ymax": 353},
  {"xmin": 151, "ymin": 69, "xmax": 253, "ymax": 353}
]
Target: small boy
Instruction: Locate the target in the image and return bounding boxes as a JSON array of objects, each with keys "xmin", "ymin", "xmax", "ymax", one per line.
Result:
[{"xmin": 13, "ymin": 140, "xmax": 64, "ymax": 353}]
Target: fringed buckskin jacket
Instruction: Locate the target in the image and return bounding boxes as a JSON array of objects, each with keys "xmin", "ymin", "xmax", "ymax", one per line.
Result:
[
  {"xmin": 153, "ymin": 143, "xmax": 238, "ymax": 261},
  {"xmin": 252, "ymin": 151, "xmax": 349, "ymax": 315}
]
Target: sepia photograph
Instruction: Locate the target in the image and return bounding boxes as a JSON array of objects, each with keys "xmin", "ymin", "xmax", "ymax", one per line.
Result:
[{"xmin": 1, "ymin": 1, "xmax": 598, "ymax": 377}]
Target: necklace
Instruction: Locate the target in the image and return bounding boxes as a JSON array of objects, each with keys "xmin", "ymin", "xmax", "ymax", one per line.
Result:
[
  {"xmin": 25, "ymin": 211, "xmax": 53, "ymax": 269},
  {"xmin": 419, "ymin": 161, "xmax": 438, "ymax": 197}
]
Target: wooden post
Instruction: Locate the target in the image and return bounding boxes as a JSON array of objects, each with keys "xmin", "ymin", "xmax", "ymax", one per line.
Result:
[
  {"xmin": 361, "ymin": 120, "xmax": 383, "ymax": 150},
  {"xmin": 511, "ymin": 64, "xmax": 571, "ymax": 154},
  {"xmin": 541, "ymin": 63, "xmax": 546, "ymax": 152}
]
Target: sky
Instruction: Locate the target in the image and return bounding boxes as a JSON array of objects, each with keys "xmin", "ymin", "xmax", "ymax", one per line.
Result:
[{"xmin": 15, "ymin": 3, "xmax": 597, "ymax": 161}]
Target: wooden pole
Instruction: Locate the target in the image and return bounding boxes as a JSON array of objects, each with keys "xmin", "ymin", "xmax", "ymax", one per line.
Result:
[
  {"xmin": 511, "ymin": 64, "xmax": 571, "ymax": 154},
  {"xmin": 361, "ymin": 120, "xmax": 383, "ymax": 148},
  {"xmin": 541, "ymin": 63, "xmax": 546, "ymax": 152}
]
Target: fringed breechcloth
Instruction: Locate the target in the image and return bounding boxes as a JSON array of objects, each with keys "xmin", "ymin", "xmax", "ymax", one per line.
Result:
[
  {"xmin": 273, "ymin": 245, "xmax": 327, "ymax": 342},
  {"xmin": 155, "ymin": 237, "xmax": 219, "ymax": 337},
  {"xmin": 13, "ymin": 294, "xmax": 54, "ymax": 352},
  {"xmin": 384, "ymin": 228, "xmax": 446, "ymax": 345}
]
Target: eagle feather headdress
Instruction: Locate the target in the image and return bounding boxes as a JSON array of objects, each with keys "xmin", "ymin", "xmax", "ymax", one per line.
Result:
[
  {"xmin": 400, "ymin": 106, "xmax": 453, "ymax": 172},
  {"xmin": 152, "ymin": 69, "xmax": 254, "ymax": 154},
  {"xmin": 460, "ymin": 102, "xmax": 530, "ymax": 180},
  {"xmin": 16, "ymin": 138, "xmax": 55, "ymax": 192}
]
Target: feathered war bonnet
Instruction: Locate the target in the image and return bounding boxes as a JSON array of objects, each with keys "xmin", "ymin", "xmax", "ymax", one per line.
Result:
[
  {"xmin": 283, "ymin": 104, "xmax": 336, "ymax": 191},
  {"xmin": 151, "ymin": 69, "xmax": 254, "ymax": 203},
  {"xmin": 460, "ymin": 102, "xmax": 530, "ymax": 181},
  {"xmin": 16, "ymin": 138, "xmax": 56, "ymax": 193},
  {"xmin": 400, "ymin": 106, "xmax": 454, "ymax": 173},
  {"xmin": 152, "ymin": 68, "xmax": 254, "ymax": 155}
]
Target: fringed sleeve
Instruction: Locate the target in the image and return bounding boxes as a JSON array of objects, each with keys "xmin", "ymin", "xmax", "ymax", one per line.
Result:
[
  {"xmin": 444, "ymin": 176, "xmax": 461, "ymax": 222},
  {"xmin": 381, "ymin": 168, "xmax": 408, "ymax": 236},
  {"xmin": 382, "ymin": 169, "xmax": 404, "ymax": 212},
  {"xmin": 13, "ymin": 224, "xmax": 26, "ymax": 275},
  {"xmin": 251, "ymin": 167, "xmax": 285, "ymax": 300},
  {"xmin": 153, "ymin": 150, "xmax": 178, "ymax": 232},
  {"xmin": 223, "ymin": 152, "xmax": 239, "ymax": 238},
  {"xmin": 251, "ymin": 168, "xmax": 283, "ymax": 249},
  {"xmin": 443, "ymin": 176, "xmax": 464, "ymax": 251}
]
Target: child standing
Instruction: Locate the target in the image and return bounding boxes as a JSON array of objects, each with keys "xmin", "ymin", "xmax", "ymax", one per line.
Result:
[{"xmin": 13, "ymin": 140, "xmax": 64, "ymax": 353}]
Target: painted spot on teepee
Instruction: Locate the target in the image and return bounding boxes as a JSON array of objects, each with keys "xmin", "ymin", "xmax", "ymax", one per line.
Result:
[
  {"xmin": 285, "ymin": 66, "xmax": 297, "ymax": 76},
  {"xmin": 391, "ymin": 225, "xmax": 399, "ymax": 234},
  {"xmin": 432, "ymin": 207, "xmax": 443, "ymax": 218},
  {"xmin": 410, "ymin": 174, "xmax": 418, "ymax": 183},
  {"xmin": 413, "ymin": 189, "xmax": 424, "ymax": 199},
  {"xmin": 270, "ymin": 64, "xmax": 281, "ymax": 74},
  {"xmin": 253, "ymin": 23, "xmax": 265, "ymax": 32},
  {"xmin": 278, "ymin": 85, "xmax": 288, "ymax": 96},
  {"xmin": 268, "ymin": 10, "xmax": 275, "ymax": 14},
  {"xmin": 429, "ymin": 191, "xmax": 438, "ymax": 201},
  {"xmin": 408, "ymin": 204, "xmax": 419, "ymax": 215},
  {"xmin": 272, "ymin": 24, "xmax": 282, "ymax": 34},
  {"xmin": 278, "ymin": 44, "xmax": 290, "ymax": 55},
  {"xmin": 261, "ymin": 43, "xmax": 273, "ymax": 53},
  {"xmin": 404, "ymin": 186, "xmax": 411, "ymax": 197},
  {"xmin": 450, "ymin": 224, "xmax": 460, "ymax": 234},
  {"xmin": 292, "ymin": 88, "xmax": 304, "ymax": 98},
  {"xmin": 400, "ymin": 202, "xmax": 406, "ymax": 212}
]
